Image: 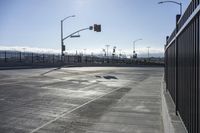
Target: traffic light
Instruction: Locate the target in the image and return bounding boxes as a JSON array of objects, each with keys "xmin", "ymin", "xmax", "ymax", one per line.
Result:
[
  {"xmin": 113, "ymin": 46, "xmax": 116, "ymax": 53},
  {"xmin": 94, "ymin": 24, "xmax": 101, "ymax": 32},
  {"xmin": 62, "ymin": 44, "xmax": 65, "ymax": 52},
  {"xmin": 113, "ymin": 48, "xmax": 115, "ymax": 53}
]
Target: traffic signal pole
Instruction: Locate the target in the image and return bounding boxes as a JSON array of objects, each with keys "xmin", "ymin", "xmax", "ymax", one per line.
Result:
[
  {"xmin": 60, "ymin": 15, "xmax": 75, "ymax": 62},
  {"xmin": 61, "ymin": 24, "xmax": 101, "ymax": 63},
  {"xmin": 62, "ymin": 24, "xmax": 101, "ymax": 41},
  {"xmin": 61, "ymin": 20, "xmax": 64, "ymax": 61}
]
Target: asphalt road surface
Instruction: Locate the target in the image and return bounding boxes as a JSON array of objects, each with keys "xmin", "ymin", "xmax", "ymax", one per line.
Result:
[{"xmin": 0, "ymin": 67, "xmax": 163, "ymax": 133}]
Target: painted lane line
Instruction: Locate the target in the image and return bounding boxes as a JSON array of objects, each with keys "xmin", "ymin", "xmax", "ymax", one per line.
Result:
[{"xmin": 30, "ymin": 87, "xmax": 122, "ymax": 133}]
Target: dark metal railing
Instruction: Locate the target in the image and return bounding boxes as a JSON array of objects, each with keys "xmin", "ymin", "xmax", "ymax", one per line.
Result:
[
  {"xmin": 168, "ymin": 29, "xmax": 176, "ymax": 44},
  {"xmin": 165, "ymin": 0, "xmax": 200, "ymax": 133},
  {"xmin": 0, "ymin": 51, "xmax": 163, "ymax": 67}
]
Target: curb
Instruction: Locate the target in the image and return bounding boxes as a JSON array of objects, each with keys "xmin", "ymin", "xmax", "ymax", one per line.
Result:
[{"xmin": 161, "ymin": 79, "xmax": 187, "ymax": 133}]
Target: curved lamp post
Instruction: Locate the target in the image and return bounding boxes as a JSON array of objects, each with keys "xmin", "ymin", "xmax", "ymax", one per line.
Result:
[
  {"xmin": 61, "ymin": 15, "xmax": 75, "ymax": 58},
  {"xmin": 158, "ymin": 1, "xmax": 182, "ymax": 15}
]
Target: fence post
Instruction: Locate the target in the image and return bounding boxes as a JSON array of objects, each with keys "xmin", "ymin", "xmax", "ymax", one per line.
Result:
[
  {"xmin": 19, "ymin": 52, "xmax": 22, "ymax": 62},
  {"xmin": 32, "ymin": 53, "xmax": 34, "ymax": 63},
  {"xmin": 165, "ymin": 36, "xmax": 169, "ymax": 89},
  {"xmin": 63, "ymin": 55, "xmax": 65, "ymax": 64},
  {"xmin": 53, "ymin": 54, "xmax": 54, "ymax": 64},
  {"xmin": 43, "ymin": 54, "xmax": 45, "ymax": 63},
  {"xmin": 175, "ymin": 14, "xmax": 181, "ymax": 115},
  {"xmin": 4, "ymin": 51, "xmax": 7, "ymax": 63},
  {"xmin": 74, "ymin": 55, "xmax": 76, "ymax": 63},
  {"xmin": 67, "ymin": 55, "xmax": 69, "ymax": 63}
]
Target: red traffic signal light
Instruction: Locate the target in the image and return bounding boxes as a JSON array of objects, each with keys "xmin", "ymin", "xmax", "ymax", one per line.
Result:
[{"xmin": 94, "ymin": 24, "xmax": 101, "ymax": 32}]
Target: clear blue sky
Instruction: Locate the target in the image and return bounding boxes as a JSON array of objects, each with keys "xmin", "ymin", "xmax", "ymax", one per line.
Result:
[{"xmin": 0, "ymin": 0, "xmax": 191, "ymax": 57}]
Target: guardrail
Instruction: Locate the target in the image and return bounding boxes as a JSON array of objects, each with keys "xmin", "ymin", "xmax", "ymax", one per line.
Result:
[{"xmin": 165, "ymin": 1, "xmax": 200, "ymax": 133}]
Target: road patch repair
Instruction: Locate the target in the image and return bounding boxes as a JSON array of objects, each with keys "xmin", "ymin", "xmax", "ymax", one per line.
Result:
[{"xmin": 0, "ymin": 67, "xmax": 164, "ymax": 133}]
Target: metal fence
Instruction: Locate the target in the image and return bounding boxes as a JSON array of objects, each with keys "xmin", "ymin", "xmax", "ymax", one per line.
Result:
[
  {"xmin": 165, "ymin": 1, "xmax": 200, "ymax": 133},
  {"xmin": 0, "ymin": 51, "xmax": 162, "ymax": 67},
  {"xmin": 0, "ymin": 51, "xmax": 61, "ymax": 66}
]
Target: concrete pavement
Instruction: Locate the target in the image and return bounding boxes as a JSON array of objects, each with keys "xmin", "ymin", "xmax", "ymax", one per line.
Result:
[{"xmin": 0, "ymin": 67, "xmax": 163, "ymax": 133}]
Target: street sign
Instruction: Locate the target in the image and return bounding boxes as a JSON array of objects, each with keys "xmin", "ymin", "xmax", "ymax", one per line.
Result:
[{"xmin": 70, "ymin": 35, "xmax": 80, "ymax": 38}]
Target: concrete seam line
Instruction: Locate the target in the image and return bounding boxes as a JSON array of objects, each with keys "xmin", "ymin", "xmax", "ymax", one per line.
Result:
[{"xmin": 30, "ymin": 87, "xmax": 123, "ymax": 133}]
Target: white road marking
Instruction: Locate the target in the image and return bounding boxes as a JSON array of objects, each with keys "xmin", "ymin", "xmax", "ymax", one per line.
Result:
[{"xmin": 30, "ymin": 87, "xmax": 122, "ymax": 133}]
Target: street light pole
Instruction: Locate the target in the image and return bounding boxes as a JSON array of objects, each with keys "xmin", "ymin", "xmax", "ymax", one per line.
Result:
[
  {"xmin": 84, "ymin": 49, "xmax": 87, "ymax": 55},
  {"xmin": 147, "ymin": 46, "xmax": 150, "ymax": 60},
  {"xmin": 133, "ymin": 38, "xmax": 142, "ymax": 58},
  {"xmin": 119, "ymin": 49, "xmax": 122, "ymax": 57},
  {"xmin": 105, "ymin": 45, "xmax": 110, "ymax": 57},
  {"xmin": 158, "ymin": 1, "xmax": 182, "ymax": 15},
  {"xmin": 61, "ymin": 15, "xmax": 75, "ymax": 60}
]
